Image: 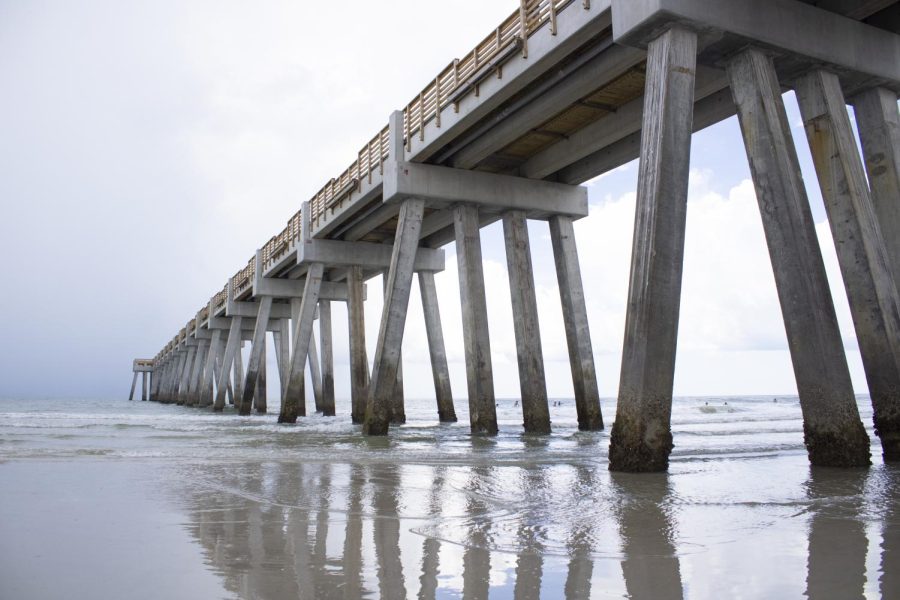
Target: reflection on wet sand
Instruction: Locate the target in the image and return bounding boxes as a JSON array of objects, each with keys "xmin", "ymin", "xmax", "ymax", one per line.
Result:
[
  {"xmin": 804, "ymin": 467, "xmax": 868, "ymax": 600},
  {"xmin": 611, "ymin": 472, "xmax": 684, "ymax": 600},
  {"xmin": 174, "ymin": 457, "xmax": 900, "ymax": 599}
]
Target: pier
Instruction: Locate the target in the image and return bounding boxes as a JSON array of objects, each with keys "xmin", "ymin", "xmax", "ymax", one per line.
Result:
[{"xmin": 134, "ymin": 0, "xmax": 900, "ymax": 471}]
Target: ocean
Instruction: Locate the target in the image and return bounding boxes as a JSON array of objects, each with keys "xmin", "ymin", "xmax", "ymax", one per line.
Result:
[{"xmin": 0, "ymin": 394, "xmax": 896, "ymax": 599}]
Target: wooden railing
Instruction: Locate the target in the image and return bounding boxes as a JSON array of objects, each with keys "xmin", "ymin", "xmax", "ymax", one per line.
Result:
[
  {"xmin": 231, "ymin": 258, "xmax": 256, "ymax": 298},
  {"xmin": 307, "ymin": 0, "xmax": 578, "ymax": 230}
]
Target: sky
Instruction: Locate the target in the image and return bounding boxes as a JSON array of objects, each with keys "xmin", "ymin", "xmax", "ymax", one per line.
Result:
[{"xmin": 0, "ymin": 0, "xmax": 887, "ymax": 401}]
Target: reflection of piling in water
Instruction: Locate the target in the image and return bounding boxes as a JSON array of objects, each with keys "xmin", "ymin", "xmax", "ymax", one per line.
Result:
[
  {"xmin": 372, "ymin": 464, "xmax": 408, "ymax": 599},
  {"xmin": 462, "ymin": 467, "xmax": 493, "ymax": 599},
  {"xmin": 805, "ymin": 468, "xmax": 869, "ymax": 600},
  {"xmin": 564, "ymin": 466, "xmax": 597, "ymax": 600},
  {"xmin": 611, "ymin": 473, "xmax": 684, "ymax": 600},
  {"xmin": 342, "ymin": 464, "xmax": 365, "ymax": 599},
  {"xmin": 513, "ymin": 467, "xmax": 548, "ymax": 600},
  {"xmin": 418, "ymin": 466, "xmax": 448, "ymax": 600},
  {"xmin": 883, "ymin": 466, "xmax": 900, "ymax": 599}
]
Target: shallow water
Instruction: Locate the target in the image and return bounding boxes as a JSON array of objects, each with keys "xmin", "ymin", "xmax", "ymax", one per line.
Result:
[{"xmin": 0, "ymin": 395, "xmax": 897, "ymax": 599}]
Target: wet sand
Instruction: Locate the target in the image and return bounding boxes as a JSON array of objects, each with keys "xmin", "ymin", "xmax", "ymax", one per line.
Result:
[{"xmin": 1, "ymin": 396, "xmax": 898, "ymax": 599}]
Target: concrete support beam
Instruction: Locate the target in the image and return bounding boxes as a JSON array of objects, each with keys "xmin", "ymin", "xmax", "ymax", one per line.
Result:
[
  {"xmin": 796, "ymin": 70, "xmax": 900, "ymax": 463},
  {"xmin": 728, "ymin": 47, "xmax": 869, "ymax": 467},
  {"xmin": 454, "ymin": 204, "xmax": 498, "ymax": 435},
  {"xmin": 239, "ymin": 296, "xmax": 272, "ymax": 415},
  {"xmin": 129, "ymin": 373, "xmax": 138, "ymax": 401},
  {"xmin": 280, "ymin": 263, "xmax": 324, "ymax": 423},
  {"xmin": 609, "ymin": 27, "xmax": 697, "ymax": 473},
  {"xmin": 199, "ymin": 329, "xmax": 222, "ymax": 407},
  {"xmin": 298, "ymin": 238, "xmax": 444, "ymax": 272},
  {"xmin": 141, "ymin": 372, "xmax": 148, "ymax": 401},
  {"xmin": 418, "ymin": 272, "xmax": 457, "ymax": 423},
  {"xmin": 550, "ymin": 215, "xmax": 604, "ymax": 431},
  {"xmin": 348, "ymin": 265, "xmax": 369, "ymax": 424},
  {"xmin": 214, "ymin": 316, "xmax": 243, "ymax": 411},
  {"xmin": 227, "ymin": 299, "xmax": 292, "ymax": 319},
  {"xmin": 319, "ymin": 300, "xmax": 336, "ymax": 416},
  {"xmin": 383, "ymin": 161, "xmax": 588, "ymax": 220},
  {"xmin": 503, "ymin": 210, "xmax": 551, "ymax": 434},
  {"xmin": 363, "ymin": 198, "xmax": 425, "ymax": 435},
  {"xmin": 611, "ymin": 0, "xmax": 900, "ymax": 85},
  {"xmin": 253, "ymin": 277, "xmax": 351, "ymax": 301}
]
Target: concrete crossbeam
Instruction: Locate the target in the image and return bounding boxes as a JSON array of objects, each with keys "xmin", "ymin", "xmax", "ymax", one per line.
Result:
[
  {"xmin": 226, "ymin": 299, "xmax": 292, "ymax": 319},
  {"xmin": 383, "ymin": 161, "xmax": 588, "ymax": 220},
  {"xmin": 252, "ymin": 277, "xmax": 352, "ymax": 301},
  {"xmin": 611, "ymin": 0, "xmax": 900, "ymax": 87},
  {"xmin": 297, "ymin": 238, "xmax": 444, "ymax": 272}
]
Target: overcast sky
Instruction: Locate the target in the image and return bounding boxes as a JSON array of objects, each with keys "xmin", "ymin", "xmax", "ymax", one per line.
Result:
[{"xmin": 0, "ymin": 0, "xmax": 880, "ymax": 401}]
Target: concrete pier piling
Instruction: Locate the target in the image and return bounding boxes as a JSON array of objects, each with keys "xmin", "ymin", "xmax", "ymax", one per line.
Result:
[
  {"xmin": 363, "ymin": 197, "xmax": 425, "ymax": 435},
  {"xmin": 851, "ymin": 87, "xmax": 900, "ymax": 461},
  {"xmin": 728, "ymin": 48, "xmax": 869, "ymax": 467},
  {"xmin": 418, "ymin": 271, "xmax": 456, "ymax": 422},
  {"xmin": 280, "ymin": 263, "xmax": 324, "ymax": 423},
  {"xmin": 347, "ymin": 265, "xmax": 368, "ymax": 424},
  {"xmin": 214, "ymin": 316, "xmax": 243, "ymax": 411},
  {"xmin": 141, "ymin": 372, "xmax": 148, "ymax": 401},
  {"xmin": 319, "ymin": 300, "xmax": 336, "ymax": 416},
  {"xmin": 382, "ymin": 273, "xmax": 406, "ymax": 425},
  {"xmin": 308, "ymin": 328, "xmax": 324, "ymax": 414},
  {"xmin": 255, "ymin": 341, "xmax": 267, "ymax": 413},
  {"xmin": 503, "ymin": 209, "xmax": 551, "ymax": 434},
  {"xmin": 796, "ymin": 70, "xmax": 900, "ymax": 463},
  {"xmin": 128, "ymin": 373, "xmax": 137, "ymax": 401},
  {"xmin": 549, "ymin": 214, "xmax": 603, "ymax": 432},
  {"xmin": 239, "ymin": 296, "xmax": 272, "ymax": 415},
  {"xmin": 454, "ymin": 203, "xmax": 497, "ymax": 435},
  {"xmin": 609, "ymin": 27, "xmax": 698, "ymax": 473}
]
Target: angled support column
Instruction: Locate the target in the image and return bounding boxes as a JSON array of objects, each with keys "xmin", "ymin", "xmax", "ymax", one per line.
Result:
[
  {"xmin": 214, "ymin": 316, "xmax": 243, "ymax": 411},
  {"xmin": 168, "ymin": 352, "xmax": 186, "ymax": 404},
  {"xmin": 454, "ymin": 203, "xmax": 497, "ymax": 435},
  {"xmin": 348, "ymin": 265, "xmax": 369, "ymax": 424},
  {"xmin": 280, "ymin": 263, "xmax": 324, "ymax": 423},
  {"xmin": 549, "ymin": 215, "xmax": 603, "ymax": 431},
  {"xmin": 129, "ymin": 373, "xmax": 138, "ymax": 401},
  {"xmin": 728, "ymin": 47, "xmax": 869, "ymax": 467},
  {"xmin": 610, "ymin": 27, "xmax": 697, "ymax": 472},
  {"xmin": 308, "ymin": 328, "xmax": 324, "ymax": 413},
  {"xmin": 383, "ymin": 273, "xmax": 406, "ymax": 424},
  {"xmin": 177, "ymin": 346, "xmax": 196, "ymax": 405},
  {"xmin": 853, "ymin": 88, "xmax": 900, "ymax": 461},
  {"xmin": 363, "ymin": 197, "xmax": 425, "ymax": 435},
  {"xmin": 797, "ymin": 71, "xmax": 900, "ymax": 463},
  {"xmin": 186, "ymin": 339, "xmax": 208, "ymax": 406},
  {"xmin": 277, "ymin": 318, "xmax": 291, "ymax": 394},
  {"xmin": 255, "ymin": 341, "xmax": 267, "ymax": 413},
  {"xmin": 418, "ymin": 272, "xmax": 456, "ymax": 422},
  {"xmin": 319, "ymin": 300, "xmax": 336, "ymax": 416},
  {"xmin": 233, "ymin": 341, "xmax": 244, "ymax": 405},
  {"xmin": 199, "ymin": 329, "xmax": 222, "ymax": 407},
  {"xmin": 503, "ymin": 210, "xmax": 550, "ymax": 434},
  {"xmin": 239, "ymin": 296, "xmax": 273, "ymax": 415},
  {"xmin": 141, "ymin": 372, "xmax": 148, "ymax": 401}
]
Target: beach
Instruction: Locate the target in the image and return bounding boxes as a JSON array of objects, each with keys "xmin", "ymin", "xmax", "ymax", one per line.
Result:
[{"xmin": 1, "ymin": 395, "xmax": 897, "ymax": 599}]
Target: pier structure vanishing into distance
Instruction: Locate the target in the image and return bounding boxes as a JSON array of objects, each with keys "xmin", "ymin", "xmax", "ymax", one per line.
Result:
[{"xmin": 132, "ymin": 0, "xmax": 900, "ymax": 472}]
